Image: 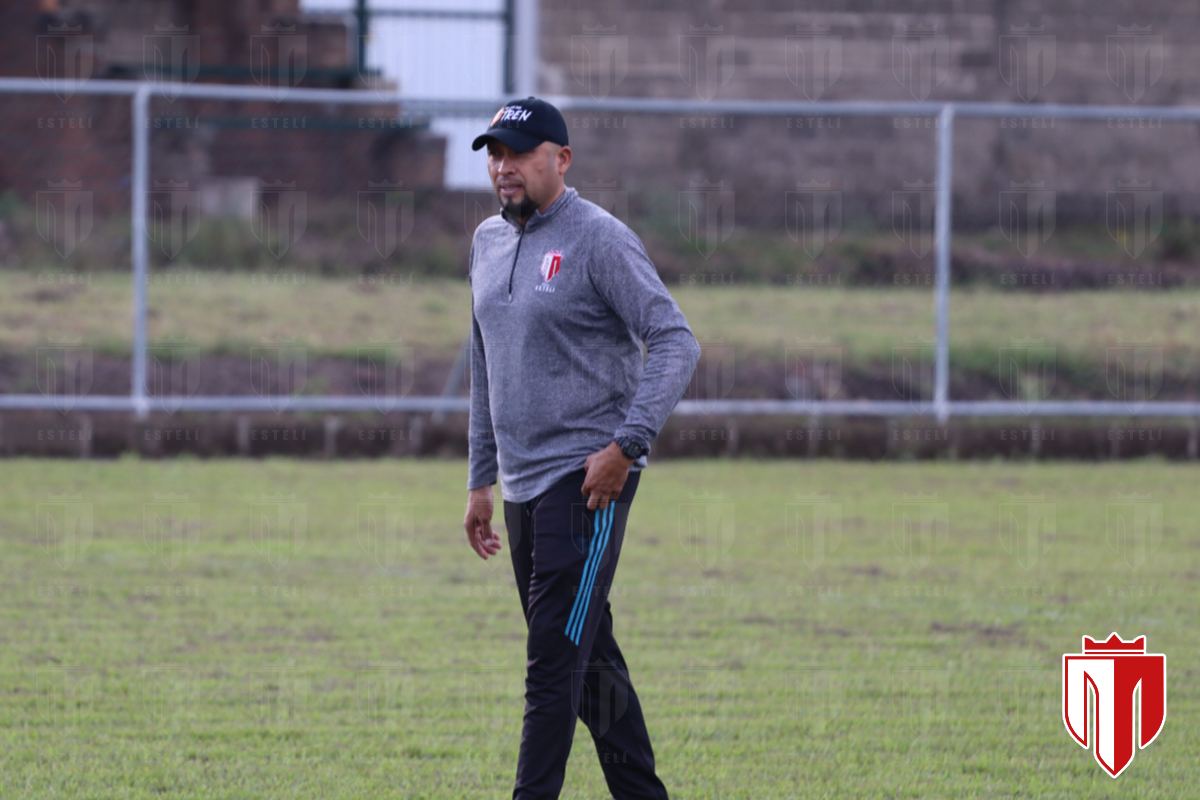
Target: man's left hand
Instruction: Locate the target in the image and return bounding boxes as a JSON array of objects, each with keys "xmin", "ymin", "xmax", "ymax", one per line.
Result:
[{"xmin": 581, "ymin": 441, "xmax": 634, "ymax": 511}]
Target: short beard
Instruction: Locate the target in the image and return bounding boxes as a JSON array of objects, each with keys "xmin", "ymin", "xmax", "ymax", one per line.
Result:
[{"xmin": 500, "ymin": 194, "xmax": 537, "ymax": 221}]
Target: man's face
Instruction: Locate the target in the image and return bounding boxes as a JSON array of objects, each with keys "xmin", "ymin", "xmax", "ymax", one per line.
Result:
[{"xmin": 486, "ymin": 140, "xmax": 569, "ymax": 220}]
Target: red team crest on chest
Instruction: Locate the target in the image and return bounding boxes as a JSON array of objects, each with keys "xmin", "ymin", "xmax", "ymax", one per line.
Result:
[{"xmin": 540, "ymin": 250, "xmax": 562, "ymax": 282}]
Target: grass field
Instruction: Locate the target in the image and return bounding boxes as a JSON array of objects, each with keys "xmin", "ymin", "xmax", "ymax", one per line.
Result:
[
  {"xmin": 1, "ymin": 458, "xmax": 1192, "ymax": 798},
  {"xmin": 4, "ymin": 272, "xmax": 1200, "ymax": 366}
]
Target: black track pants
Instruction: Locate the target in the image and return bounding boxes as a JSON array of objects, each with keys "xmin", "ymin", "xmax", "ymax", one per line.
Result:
[{"xmin": 503, "ymin": 467, "xmax": 669, "ymax": 800}]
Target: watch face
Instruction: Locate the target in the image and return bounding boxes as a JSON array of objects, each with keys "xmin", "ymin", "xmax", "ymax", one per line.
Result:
[{"xmin": 617, "ymin": 439, "xmax": 644, "ymax": 459}]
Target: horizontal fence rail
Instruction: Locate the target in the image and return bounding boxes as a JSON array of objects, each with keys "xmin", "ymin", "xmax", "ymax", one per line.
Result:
[
  {"xmin": 1, "ymin": 77, "xmax": 1198, "ymax": 419},
  {"xmin": 1, "ymin": 397, "xmax": 1195, "ymax": 419}
]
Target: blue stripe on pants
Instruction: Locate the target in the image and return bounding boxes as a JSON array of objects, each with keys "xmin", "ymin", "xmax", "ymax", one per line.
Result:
[
  {"xmin": 570, "ymin": 505, "xmax": 612, "ymax": 644},
  {"xmin": 565, "ymin": 504, "xmax": 612, "ymax": 644}
]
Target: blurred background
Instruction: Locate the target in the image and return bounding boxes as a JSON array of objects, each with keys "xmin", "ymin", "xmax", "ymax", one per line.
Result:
[
  {"xmin": 0, "ymin": 0, "xmax": 1196, "ymax": 459},
  {"xmin": 2, "ymin": 5, "xmax": 1194, "ymax": 796}
]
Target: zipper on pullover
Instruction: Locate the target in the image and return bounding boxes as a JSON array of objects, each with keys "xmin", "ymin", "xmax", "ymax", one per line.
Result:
[{"xmin": 507, "ymin": 225, "xmax": 525, "ymax": 301}]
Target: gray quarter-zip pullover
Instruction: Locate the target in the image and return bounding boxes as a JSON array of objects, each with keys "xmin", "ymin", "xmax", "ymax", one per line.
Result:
[{"xmin": 467, "ymin": 185, "xmax": 702, "ymax": 503}]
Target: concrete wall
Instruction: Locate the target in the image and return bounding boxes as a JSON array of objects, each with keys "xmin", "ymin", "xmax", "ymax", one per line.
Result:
[{"xmin": 542, "ymin": 0, "xmax": 1200, "ymax": 232}]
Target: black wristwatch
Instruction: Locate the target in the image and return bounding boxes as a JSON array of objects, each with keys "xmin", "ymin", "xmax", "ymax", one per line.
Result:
[{"xmin": 614, "ymin": 436, "xmax": 648, "ymax": 461}]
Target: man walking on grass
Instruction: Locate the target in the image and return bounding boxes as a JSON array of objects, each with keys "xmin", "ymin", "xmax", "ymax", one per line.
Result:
[{"xmin": 461, "ymin": 97, "xmax": 701, "ymax": 799}]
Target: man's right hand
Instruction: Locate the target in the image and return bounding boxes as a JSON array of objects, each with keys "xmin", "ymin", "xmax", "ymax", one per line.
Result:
[{"xmin": 464, "ymin": 486, "xmax": 503, "ymax": 560}]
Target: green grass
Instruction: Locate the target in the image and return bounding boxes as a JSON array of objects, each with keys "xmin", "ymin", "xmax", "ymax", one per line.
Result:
[
  {"xmin": 0, "ymin": 458, "xmax": 1193, "ymax": 798},
  {"xmin": 5, "ymin": 271, "xmax": 1200, "ymax": 366}
]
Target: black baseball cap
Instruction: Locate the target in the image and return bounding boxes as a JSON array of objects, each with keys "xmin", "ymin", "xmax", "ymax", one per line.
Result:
[{"xmin": 471, "ymin": 97, "xmax": 569, "ymax": 153}]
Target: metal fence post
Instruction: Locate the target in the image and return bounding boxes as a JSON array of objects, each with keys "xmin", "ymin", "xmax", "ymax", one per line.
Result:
[
  {"xmin": 131, "ymin": 83, "xmax": 151, "ymax": 419},
  {"xmin": 933, "ymin": 103, "xmax": 954, "ymax": 425},
  {"xmin": 513, "ymin": 0, "xmax": 540, "ymax": 96}
]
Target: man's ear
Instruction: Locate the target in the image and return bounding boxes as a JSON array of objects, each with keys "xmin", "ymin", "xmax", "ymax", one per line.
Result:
[{"xmin": 557, "ymin": 145, "xmax": 572, "ymax": 176}]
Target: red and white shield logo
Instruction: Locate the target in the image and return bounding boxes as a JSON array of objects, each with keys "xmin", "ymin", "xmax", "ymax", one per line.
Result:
[
  {"xmin": 540, "ymin": 250, "xmax": 562, "ymax": 282},
  {"xmin": 1063, "ymin": 633, "xmax": 1166, "ymax": 778}
]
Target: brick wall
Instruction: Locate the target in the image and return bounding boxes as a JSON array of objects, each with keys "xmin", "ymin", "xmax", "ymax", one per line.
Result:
[
  {"xmin": 0, "ymin": 0, "xmax": 445, "ymax": 219},
  {"xmin": 542, "ymin": 0, "xmax": 1200, "ymax": 230}
]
